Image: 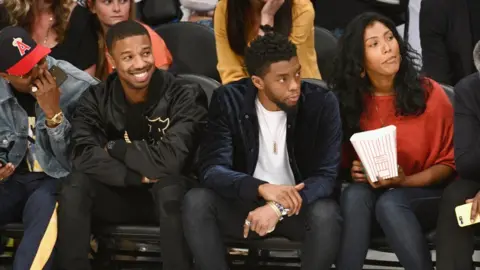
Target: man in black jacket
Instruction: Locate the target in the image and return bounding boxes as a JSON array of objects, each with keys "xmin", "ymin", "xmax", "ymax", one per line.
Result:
[
  {"xmin": 420, "ymin": 0, "xmax": 480, "ymax": 85},
  {"xmin": 435, "ymin": 41, "xmax": 480, "ymax": 270},
  {"xmin": 56, "ymin": 21, "xmax": 208, "ymax": 270},
  {"xmin": 183, "ymin": 32, "xmax": 343, "ymax": 270}
]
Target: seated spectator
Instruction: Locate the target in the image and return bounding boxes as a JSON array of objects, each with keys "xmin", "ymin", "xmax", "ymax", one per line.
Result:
[
  {"xmin": 56, "ymin": 20, "xmax": 208, "ymax": 270},
  {"xmin": 435, "ymin": 41, "xmax": 480, "ymax": 270},
  {"xmin": 0, "ymin": 26, "xmax": 98, "ymax": 269},
  {"xmin": 214, "ymin": 0, "xmax": 321, "ymax": 84},
  {"xmin": 330, "ymin": 13, "xmax": 455, "ymax": 270},
  {"xmin": 183, "ymin": 32, "xmax": 343, "ymax": 270},
  {"xmin": 86, "ymin": 0, "xmax": 172, "ymax": 80},
  {"xmin": 180, "ymin": 0, "xmax": 217, "ymax": 27},
  {"xmin": 420, "ymin": 0, "xmax": 480, "ymax": 85},
  {"xmin": 314, "ymin": 0, "xmax": 408, "ymax": 38},
  {"xmin": 1, "ymin": 0, "xmax": 98, "ymax": 76}
]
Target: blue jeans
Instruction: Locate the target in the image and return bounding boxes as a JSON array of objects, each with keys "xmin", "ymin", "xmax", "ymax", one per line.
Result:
[
  {"xmin": 0, "ymin": 172, "xmax": 59, "ymax": 270},
  {"xmin": 337, "ymin": 183, "xmax": 442, "ymax": 270}
]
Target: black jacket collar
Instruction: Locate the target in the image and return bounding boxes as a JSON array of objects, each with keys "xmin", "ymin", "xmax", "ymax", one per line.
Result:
[{"xmin": 239, "ymin": 78, "xmax": 301, "ymax": 123}]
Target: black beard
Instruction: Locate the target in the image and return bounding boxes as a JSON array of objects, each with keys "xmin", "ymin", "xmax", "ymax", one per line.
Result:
[{"xmin": 275, "ymin": 100, "xmax": 298, "ymax": 114}]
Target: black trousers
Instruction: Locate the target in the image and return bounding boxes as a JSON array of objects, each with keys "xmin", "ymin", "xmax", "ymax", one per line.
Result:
[
  {"xmin": 436, "ymin": 178, "xmax": 480, "ymax": 270},
  {"xmin": 56, "ymin": 171, "xmax": 194, "ymax": 270},
  {"xmin": 182, "ymin": 188, "xmax": 343, "ymax": 270}
]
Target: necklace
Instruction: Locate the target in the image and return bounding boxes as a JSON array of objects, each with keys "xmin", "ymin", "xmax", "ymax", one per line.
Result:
[
  {"xmin": 256, "ymin": 100, "xmax": 285, "ymax": 155},
  {"xmin": 374, "ymin": 102, "xmax": 385, "ymax": 127}
]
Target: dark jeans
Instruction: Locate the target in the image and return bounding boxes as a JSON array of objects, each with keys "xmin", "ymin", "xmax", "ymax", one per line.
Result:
[
  {"xmin": 436, "ymin": 178, "xmax": 480, "ymax": 270},
  {"xmin": 337, "ymin": 183, "xmax": 442, "ymax": 270},
  {"xmin": 56, "ymin": 171, "xmax": 194, "ymax": 270},
  {"xmin": 0, "ymin": 172, "xmax": 58, "ymax": 270},
  {"xmin": 183, "ymin": 188, "xmax": 342, "ymax": 270}
]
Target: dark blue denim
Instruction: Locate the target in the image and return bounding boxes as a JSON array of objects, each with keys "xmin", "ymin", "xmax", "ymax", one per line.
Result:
[
  {"xmin": 0, "ymin": 172, "xmax": 59, "ymax": 270},
  {"xmin": 337, "ymin": 183, "xmax": 442, "ymax": 270}
]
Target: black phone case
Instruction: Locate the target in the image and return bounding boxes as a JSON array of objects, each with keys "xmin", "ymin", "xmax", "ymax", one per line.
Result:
[{"xmin": 49, "ymin": 65, "xmax": 68, "ymax": 87}]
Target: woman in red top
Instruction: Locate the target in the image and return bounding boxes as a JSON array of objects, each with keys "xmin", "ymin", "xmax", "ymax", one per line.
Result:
[{"xmin": 329, "ymin": 13, "xmax": 455, "ymax": 270}]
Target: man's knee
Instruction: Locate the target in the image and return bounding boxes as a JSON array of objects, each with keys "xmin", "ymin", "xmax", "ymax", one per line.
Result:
[
  {"xmin": 58, "ymin": 172, "xmax": 94, "ymax": 207},
  {"xmin": 306, "ymin": 199, "xmax": 342, "ymax": 230},
  {"xmin": 27, "ymin": 178, "xmax": 58, "ymax": 207},
  {"xmin": 152, "ymin": 176, "xmax": 192, "ymax": 216},
  {"xmin": 183, "ymin": 188, "xmax": 217, "ymax": 222}
]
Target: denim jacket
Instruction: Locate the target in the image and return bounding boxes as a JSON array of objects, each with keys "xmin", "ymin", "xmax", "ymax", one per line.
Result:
[{"xmin": 0, "ymin": 56, "xmax": 99, "ymax": 179}]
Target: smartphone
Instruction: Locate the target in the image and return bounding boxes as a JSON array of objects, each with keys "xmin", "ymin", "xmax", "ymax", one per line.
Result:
[
  {"xmin": 49, "ymin": 65, "xmax": 68, "ymax": 87},
  {"xmin": 455, "ymin": 203, "xmax": 480, "ymax": 227}
]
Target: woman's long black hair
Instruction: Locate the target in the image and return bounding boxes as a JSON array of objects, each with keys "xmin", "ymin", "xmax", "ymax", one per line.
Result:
[
  {"xmin": 226, "ymin": 0, "xmax": 293, "ymax": 56},
  {"xmin": 328, "ymin": 12, "xmax": 430, "ymax": 141}
]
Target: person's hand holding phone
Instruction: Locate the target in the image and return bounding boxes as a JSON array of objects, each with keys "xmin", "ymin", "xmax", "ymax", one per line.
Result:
[
  {"xmin": 0, "ymin": 162, "xmax": 15, "ymax": 181},
  {"xmin": 466, "ymin": 191, "xmax": 480, "ymax": 223},
  {"xmin": 33, "ymin": 69, "xmax": 61, "ymax": 119}
]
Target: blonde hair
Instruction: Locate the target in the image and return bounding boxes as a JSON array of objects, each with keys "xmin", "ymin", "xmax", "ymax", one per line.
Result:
[
  {"xmin": 88, "ymin": 0, "xmax": 136, "ymax": 80},
  {"xmin": 4, "ymin": 0, "xmax": 72, "ymax": 43}
]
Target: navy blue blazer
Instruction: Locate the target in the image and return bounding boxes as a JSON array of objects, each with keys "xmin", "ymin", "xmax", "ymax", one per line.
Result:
[{"xmin": 198, "ymin": 78, "xmax": 342, "ymax": 204}]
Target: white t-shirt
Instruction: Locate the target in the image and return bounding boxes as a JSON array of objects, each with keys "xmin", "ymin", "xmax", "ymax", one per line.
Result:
[{"xmin": 253, "ymin": 98, "xmax": 295, "ymax": 186}]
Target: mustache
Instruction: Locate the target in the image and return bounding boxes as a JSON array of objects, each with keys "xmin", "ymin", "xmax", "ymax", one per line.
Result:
[{"xmin": 128, "ymin": 64, "xmax": 153, "ymax": 74}]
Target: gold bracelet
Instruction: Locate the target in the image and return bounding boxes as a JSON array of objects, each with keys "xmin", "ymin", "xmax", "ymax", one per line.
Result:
[{"xmin": 267, "ymin": 201, "xmax": 281, "ymax": 217}]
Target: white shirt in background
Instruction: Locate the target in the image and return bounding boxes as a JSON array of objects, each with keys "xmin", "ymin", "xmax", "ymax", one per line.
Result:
[
  {"xmin": 180, "ymin": 0, "xmax": 218, "ymax": 11},
  {"xmin": 253, "ymin": 98, "xmax": 295, "ymax": 186}
]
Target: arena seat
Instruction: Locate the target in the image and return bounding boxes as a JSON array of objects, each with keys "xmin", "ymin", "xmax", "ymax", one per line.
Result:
[
  {"xmin": 155, "ymin": 22, "xmax": 221, "ymax": 82},
  {"xmin": 313, "ymin": 27, "xmax": 338, "ymax": 82}
]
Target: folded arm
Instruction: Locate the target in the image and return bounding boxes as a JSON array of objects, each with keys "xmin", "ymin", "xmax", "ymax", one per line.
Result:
[
  {"xmin": 107, "ymin": 83, "xmax": 208, "ymax": 179},
  {"xmin": 71, "ymin": 89, "xmax": 143, "ymax": 186}
]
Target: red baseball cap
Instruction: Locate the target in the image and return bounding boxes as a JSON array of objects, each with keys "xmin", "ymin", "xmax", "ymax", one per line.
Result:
[{"xmin": 0, "ymin": 26, "xmax": 51, "ymax": 76}]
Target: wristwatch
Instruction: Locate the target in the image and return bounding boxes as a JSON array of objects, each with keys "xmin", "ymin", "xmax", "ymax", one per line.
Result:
[
  {"xmin": 46, "ymin": 111, "xmax": 64, "ymax": 127},
  {"xmin": 272, "ymin": 202, "xmax": 290, "ymax": 221}
]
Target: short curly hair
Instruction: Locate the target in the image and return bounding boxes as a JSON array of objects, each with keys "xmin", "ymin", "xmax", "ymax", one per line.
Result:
[{"xmin": 245, "ymin": 32, "xmax": 297, "ymax": 77}]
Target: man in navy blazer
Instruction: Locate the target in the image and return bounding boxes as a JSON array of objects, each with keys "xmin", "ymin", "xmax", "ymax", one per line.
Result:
[{"xmin": 183, "ymin": 31, "xmax": 343, "ymax": 270}]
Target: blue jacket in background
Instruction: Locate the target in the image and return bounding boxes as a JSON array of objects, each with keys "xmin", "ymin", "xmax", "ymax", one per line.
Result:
[
  {"xmin": 198, "ymin": 78, "xmax": 343, "ymax": 204},
  {"xmin": 0, "ymin": 56, "xmax": 99, "ymax": 179}
]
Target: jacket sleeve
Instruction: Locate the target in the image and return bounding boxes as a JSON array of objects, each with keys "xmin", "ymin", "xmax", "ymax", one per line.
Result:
[
  {"xmin": 35, "ymin": 117, "xmax": 72, "ymax": 177},
  {"xmin": 71, "ymin": 88, "xmax": 143, "ymax": 186},
  {"xmin": 197, "ymin": 89, "xmax": 268, "ymax": 202},
  {"xmin": 420, "ymin": 0, "xmax": 452, "ymax": 85},
  {"xmin": 300, "ymin": 91, "xmax": 342, "ymax": 204},
  {"xmin": 107, "ymin": 83, "xmax": 208, "ymax": 179},
  {"xmin": 454, "ymin": 76, "xmax": 480, "ymax": 181}
]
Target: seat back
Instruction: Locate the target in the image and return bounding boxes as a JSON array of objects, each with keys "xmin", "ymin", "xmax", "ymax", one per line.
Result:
[
  {"xmin": 439, "ymin": 83, "xmax": 455, "ymax": 107},
  {"xmin": 156, "ymin": 22, "xmax": 220, "ymax": 82},
  {"xmin": 314, "ymin": 27, "xmax": 338, "ymax": 82},
  {"xmin": 302, "ymin": 78, "xmax": 329, "ymax": 89},
  {"xmin": 177, "ymin": 74, "xmax": 220, "ymax": 105}
]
